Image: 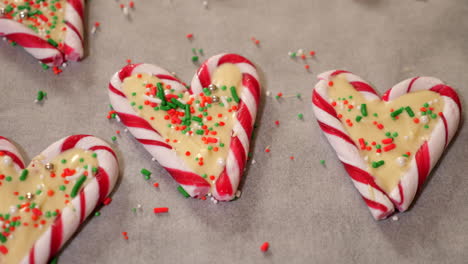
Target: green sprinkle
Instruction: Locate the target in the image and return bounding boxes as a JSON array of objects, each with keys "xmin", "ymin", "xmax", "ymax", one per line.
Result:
[
  {"xmin": 49, "ymin": 257, "xmax": 59, "ymax": 264},
  {"xmin": 111, "ymin": 136, "xmax": 117, "ymax": 141},
  {"xmin": 202, "ymin": 174, "xmax": 208, "ymax": 178},
  {"xmin": 95, "ymin": 212, "xmax": 101, "ymax": 217},
  {"xmin": 405, "ymin": 106, "xmax": 415, "ymax": 117},
  {"xmin": 41, "ymin": 63, "xmax": 49, "ymax": 70},
  {"xmin": 296, "ymin": 93, "xmax": 302, "ymax": 99},
  {"xmin": 385, "ymin": 132, "xmax": 391, "ymax": 137},
  {"xmin": 35, "ymin": 190, "xmax": 42, "ymax": 195},
  {"xmin": 191, "ymin": 56, "xmax": 199, "ymax": 62},
  {"xmin": 47, "ymin": 38, "xmax": 58, "ymax": 47},
  {"xmin": 59, "ymin": 185, "xmax": 66, "ymax": 191},
  {"xmin": 0, "ymin": 233, "xmax": 7, "ymax": 243},
  {"xmin": 402, "ymin": 154, "xmax": 409, "ymax": 157},
  {"xmin": 220, "ymin": 143, "xmax": 225, "ymax": 147},
  {"xmin": 431, "ymin": 113, "xmax": 437, "ymax": 119},
  {"xmin": 141, "ymin": 168, "xmax": 151, "ymax": 177},
  {"xmin": 221, "ymin": 85, "xmax": 227, "ymax": 91},
  {"xmin": 423, "ymin": 103, "xmax": 429, "ymax": 108},
  {"xmin": 372, "ymin": 160, "xmax": 385, "ymax": 168},
  {"xmin": 360, "ymin": 104, "xmax": 368, "ymax": 117},
  {"xmin": 230, "ymin": 86, "xmax": 240, "ymax": 103},
  {"xmin": 61, "ymin": 159, "xmax": 67, "ymax": 164},
  {"xmin": 5, "ymin": 176, "xmax": 12, "ymax": 182},
  {"xmin": 79, "ymin": 158, "xmax": 84, "ymax": 163},
  {"xmin": 19, "ymin": 169, "xmax": 28, "ymax": 181},
  {"xmin": 390, "ymin": 107, "xmax": 404, "ymax": 118},
  {"xmin": 92, "ymin": 153, "xmax": 97, "ymax": 158},
  {"xmin": 356, "ymin": 116, "xmax": 362, "ymax": 122},
  {"xmin": 92, "ymin": 167, "xmax": 98, "ymax": 173},
  {"xmin": 373, "ymin": 113, "xmax": 378, "ymax": 117},
  {"xmin": 392, "ymin": 132, "xmax": 399, "ymax": 137},
  {"xmin": 196, "ymin": 129, "xmax": 204, "ymax": 135},
  {"xmin": 290, "ymin": 52, "xmax": 296, "ymax": 58},
  {"xmin": 297, "ymin": 113, "xmax": 304, "ymax": 120},
  {"xmin": 376, "ymin": 144, "xmax": 381, "ymax": 149},
  {"xmin": 177, "ymin": 186, "xmax": 190, "ymax": 198},
  {"xmin": 70, "ymin": 175, "xmax": 87, "ymax": 198},
  {"xmin": 5, "ymin": 5, "xmax": 13, "ymax": 13},
  {"xmin": 156, "ymin": 82, "xmax": 166, "ymax": 103},
  {"xmin": 424, "ymin": 125, "xmax": 429, "ymax": 129},
  {"xmin": 320, "ymin": 160, "xmax": 326, "ymax": 165}
]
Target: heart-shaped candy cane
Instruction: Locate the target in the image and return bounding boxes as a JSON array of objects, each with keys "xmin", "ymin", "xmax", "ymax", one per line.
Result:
[
  {"xmin": 109, "ymin": 53, "xmax": 260, "ymax": 201},
  {"xmin": 312, "ymin": 70, "xmax": 461, "ymax": 220},
  {"xmin": 0, "ymin": 135, "xmax": 118, "ymax": 263}
]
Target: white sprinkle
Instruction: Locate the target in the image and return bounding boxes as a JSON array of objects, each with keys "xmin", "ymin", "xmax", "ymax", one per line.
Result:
[
  {"xmin": 91, "ymin": 26, "xmax": 97, "ymax": 35},
  {"xmin": 235, "ymin": 190, "xmax": 242, "ymax": 198},
  {"xmin": 217, "ymin": 158, "xmax": 225, "ymax": 167},
  {"xmin": 404, "ymin": 136, "xmax": 409, "ymax": 140},
  {"xmin": 251, "ymin": 159, "xmax": 256, "ymax": 165},
  {"xmin": 420, "ymin": 116, "xmax": 429, "ymax": 124},
  {"xmin": 392, "ymin": 215, "xmax": 399, "ymax": 221},
  {"xmin": 396, "ymin": 157, "xmax": 407, "ymax": 167},
  {"xmin": 266, "ymin": 91, "xmax": 271, "ymax": 96},
  {"xmin": 212, "ymin": 199, "xmax": 218, "ymax": 204},
  {"xmin": 297, "ymin": 49, "xmax": 304, "ymax": 56},
  {"xmin": 9, "ymin": 206, "xmax": 17, "ymax": 214},
  {"xmin": 124, "ymin": 128, "xmax": 129, "ymax": 132},
  {"xmin": 3, "ymin": 156, "xmax": 12, "ymax": 166},
  {"xmin": 202, "ymin": 1, "xmax": 208, "ymax": 8},
  {"xmin": 122, "ymin": 7, "xmax": 129, "ymax": 16},
  {"xmin": 137, "ymin": 204, "xmax": 142, "ymax": 209},
  {"xmin": 65, "ymin": 168, "xmax": 85, "ymax": 181},
  {"xmin": 364, "ymin": 156, "xmax": 368, "ymax": 161},
  {"xmin": 143, "ymin": 95, "xmax": 162, "ymax": 104}
]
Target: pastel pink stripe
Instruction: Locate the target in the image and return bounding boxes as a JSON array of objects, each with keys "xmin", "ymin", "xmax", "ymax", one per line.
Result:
[
  {"xmin": 165, "ymin": 167, "xmax": 210, "ymax": 187},
  {"xmin": 350, "ymin": 81, "xmax": 378, "ymax": 95},
  {"xmin": 109, "ymin": 83, "xmax": 127, "ymax": 98}
]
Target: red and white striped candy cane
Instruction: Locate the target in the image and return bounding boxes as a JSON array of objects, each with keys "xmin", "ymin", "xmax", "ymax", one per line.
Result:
[
  {"xmin": 109, "ymin": 53, "xmax": 260, "ymax": 201},
  {"xmin": 0, "ymin": 135, "xmax": 119, "ymax": 264},
  {"xmin": 312, "ymin": 70, "xmax": 461, "ymax": 220},
  {"xmin": 0, "ymin": 0, "xmax": 85, "ymax": 66}
]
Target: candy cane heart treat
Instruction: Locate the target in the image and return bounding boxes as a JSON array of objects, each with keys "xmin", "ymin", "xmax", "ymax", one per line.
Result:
[
  {"xmin": 0, "ymin": 135, "xmax": 119, "ymax": 263},
  {"xmin": 312, "ymin": 70, "xmax": 461, "ymax": 220},
  {"xmin": 0, "ymin": 0, "xmax": 85, "ymax": 66},
  {"xmin": 109, "ymin": 53, "xmax": 261, "ymax": 201}
]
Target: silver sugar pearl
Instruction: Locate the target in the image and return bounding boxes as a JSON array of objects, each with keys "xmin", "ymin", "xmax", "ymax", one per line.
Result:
[
  {"xmin": 208, "ymin": 84, "xmax": 218, "ymax": 92},
  {"xmin": 211, "ymin": 95, "xmax": 220, "ymax": 103},
  {"xmin": 19, "ymin": 11, "xmax": 28, "ymax": 19},
  {"xmin": 26, "ymin": 192, "xmax": 34, "ymax": 200},
  {"xmin": 45, "ymin": 163, "xmax": 55, "ymax": 171}
]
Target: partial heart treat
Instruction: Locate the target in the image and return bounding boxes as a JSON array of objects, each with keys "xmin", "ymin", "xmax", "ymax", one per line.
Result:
[
  {"xmin": 109, "ymin": 53, "xmax": 261, "ymax": 201},
  {"xmin": 0, "ymin": 0, "xmax": 85, "ymax": 66},
  {"xmin": 312, "ymin": 70, "xmax": 461, "ymax": 220},
  {"xmin": 0, "ymin": 135, "xmax": 119, "ymax": 263}
]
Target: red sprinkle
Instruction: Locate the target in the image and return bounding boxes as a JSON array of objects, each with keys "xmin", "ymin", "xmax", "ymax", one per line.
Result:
[
  {"xmin": 382, "ymin": 138, "xmax": 393, "ymax": 144},
  {"xmin": 383, "ymin": 143, "xmax": 396, "ymax": 152},
  {"xmin": 0, "ymin": 245, "xmax": 8, "ymax": 255},
  {"xmin": 274, "ymin": 120, "xmax": 280, "ymax": 126},
  {"xmin": 186, "ymin": 33, "xmax": 193, "ymax": 39},
  {"xmin": 103, "ymin": 197, "xmax": 112, "ymax": 206},
  {"xmin": 260, "ymin": 242, "xmax": 270, "ymax": 252},
  {"xmin": 153, "ymin": 207, "xmax": 169, "ymax": 214},
  {"xmin": 358, "ymin": 138, "xmax": 366, "ymax": 150},
  {"xmin": 153, "ymin": 183, "xmax": 159, "ymax": 188},
  {"xmin": 328, "ymin": 81, "xmax": 334, "ymax": 87}
]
